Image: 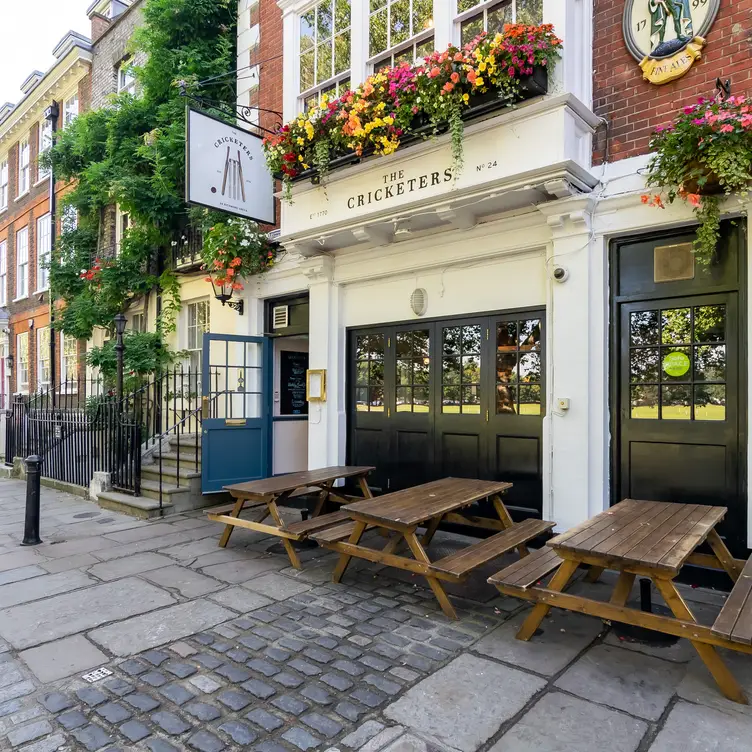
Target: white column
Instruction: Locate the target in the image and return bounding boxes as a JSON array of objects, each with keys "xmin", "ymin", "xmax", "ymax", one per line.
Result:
[
  {"xmin": 432, "ymin": 0, "xmax": 452, "ymax": 51},
  {"xmin": 350, "ymin": 0, "xmax": 368, "ymax": 89},
  {"xmin": 302, "ymin": 256, "xmax": 345, "ymax": 469},
  {"xmin": 543, "ymin": 202, "xmax": 606, "ymax": 531},
  {"xmin": 279, "ymin": 1, "xmax": 298, "ymax": 121}
]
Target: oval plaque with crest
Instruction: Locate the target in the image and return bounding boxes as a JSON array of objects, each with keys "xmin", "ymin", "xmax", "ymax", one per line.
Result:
[{"xmin": 622, "ymin": 0, "xmax": 720, "ymax": 85}]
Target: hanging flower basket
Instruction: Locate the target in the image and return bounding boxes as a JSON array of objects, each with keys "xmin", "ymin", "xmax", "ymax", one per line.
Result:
[
  {"xmin": 265, "ymin": 24, "xmax": 561, "ymax": 196},
  {"xmin": 643, "ymin": 95, "xmax": 752, "ymax": 268}
]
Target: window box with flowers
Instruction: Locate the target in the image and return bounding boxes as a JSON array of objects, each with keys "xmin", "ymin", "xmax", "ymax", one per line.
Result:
[
  {"xmin": 264, "ymin": 24, "xmax": 562, "ymax": 199},
  {"xmin": 643, "ymin": 95, "xmax": 752, "ymax": 268}
]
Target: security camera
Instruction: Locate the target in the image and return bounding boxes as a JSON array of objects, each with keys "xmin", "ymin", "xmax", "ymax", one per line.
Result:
[{"xmin": 552, "ymin": 266, "xmax": 569, "ymax": 283}]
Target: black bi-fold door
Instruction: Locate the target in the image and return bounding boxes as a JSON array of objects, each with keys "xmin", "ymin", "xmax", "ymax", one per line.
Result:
[{"xmin": 347, "ymin": 310, "xmax": 545, "ymax": 521}]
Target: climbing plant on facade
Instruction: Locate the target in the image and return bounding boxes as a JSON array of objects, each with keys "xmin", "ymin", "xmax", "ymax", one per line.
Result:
[{"xmin": 47, "ymin": 0, "xmax": 271, "ymax": 339}]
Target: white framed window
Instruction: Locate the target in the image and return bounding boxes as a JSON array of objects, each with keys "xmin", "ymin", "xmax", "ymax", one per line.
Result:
[
  {"xmin": 130, "ymin": 312, "xmax": 146, "ymax": 332},
  {"xmin": 17, "ymin": 137, "xmax": 30, "ymax": 196},
  {"xmin": 186, "ymin": 300, "xmax": 210, "ymax": 372},
  {"xmin": 370, "ymin": 0, "xmax": 434, "ymax": 71},
  {"xmin": 17, "ymin": 332, "xmax": 29, "ymax": 393},
  {"xmin": 299, "ymin": 0, "xmax": 351, "ymax": 111},
  {"xmin": 116, "ymin": 207, "xmax": 130, "ymax": 253},
  {"xmin": 15, "ymin": 226, "xmax": 28, "ymax": 299},
  {"xmin": 63, "ymin": 94, "xmax": 79, "ymax": 127},
  {"xmin": 36, "ymin": 327, "xmax": 51, "ymax": 390},
  {"xmin": 36, "ymin": 214, "xmax": 51, "ymax": 291},
  {"xmin": 0, "ymin": 240, "xmax": 6, "ymax": 307},
  {"xmin": 61, "ymin": 334, "xmax": 78, "ymax": 389},
  {"xmin": 456, "ymin": 0, "xmax": 543, "ymax": 47},
  {"xmin": 37, "ymin": 119, "xmax": 52, "ymax": 181},
  {"xmin": 117, "ymin": 57, "xmax": 137, "ymax": 95},
  {"xmin": 0, "ymin": 160, "xmax": 8, "ymax": 211}
]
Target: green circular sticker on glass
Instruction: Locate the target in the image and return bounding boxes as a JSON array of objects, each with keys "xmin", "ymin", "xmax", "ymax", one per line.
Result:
[{"xmin": 663, "ymin": 351, "xmax": 691, "ymax": 378}]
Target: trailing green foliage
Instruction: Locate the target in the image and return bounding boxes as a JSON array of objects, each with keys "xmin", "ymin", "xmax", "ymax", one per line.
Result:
[{"xmin": 48, "ymin": 0, "xmax": 269, "ymax": 340}]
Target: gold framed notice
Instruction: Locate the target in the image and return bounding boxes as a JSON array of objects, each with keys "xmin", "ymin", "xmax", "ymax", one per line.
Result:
[
  {"xmin": 622, "ymin": 0, "xmax": 720, "ymax": 85},
  {"xmin": 306, "ymin": 369, "xmax": 327, "ymax": 402}
]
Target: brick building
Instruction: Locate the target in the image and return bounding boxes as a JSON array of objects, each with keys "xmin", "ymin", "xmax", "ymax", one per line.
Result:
[{"xmin": 0, "ymin": 32, "xmax": 92, "ymax": 404}]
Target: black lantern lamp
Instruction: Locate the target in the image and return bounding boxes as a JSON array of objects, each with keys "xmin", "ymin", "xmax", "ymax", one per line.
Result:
[
  {"xmin": 210, "ymin": 278, "xmax": 244, "ymax": 315},
  {"xmin": 114, "ymin": 313, "xmax": 127, "ymax": 402},
  {"xmin": 7, "ymin": 352, "xmax": 13, "ymax": 373}
]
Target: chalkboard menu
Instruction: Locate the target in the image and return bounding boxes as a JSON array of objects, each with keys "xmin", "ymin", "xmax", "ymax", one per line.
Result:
[{"xmin": 280, "ymin": 350, "xmax": 309, "ymax": 415}]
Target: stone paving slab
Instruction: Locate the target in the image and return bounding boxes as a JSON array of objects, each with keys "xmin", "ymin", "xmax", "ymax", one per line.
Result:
[
  {"xmin": 385, "ymin": 654, "xmax": 546, "ymax": 752},
  {"xmin": 0, "ymin": 570, "xmax": 96, "ymax": 610},
  {"xmin": 0, "ymin": 577, "xmax": 176, "ymax": 649},
  {"xmin": 555, "ymin": 643, "xmax": 686, "ymax": 721},
  {"xmin": 0, "ymin": 564, "xmax": 47, "ymax": 587},
  {"xmin": 473, "ymin": 608, "xmax": 603, "ymax": 676},
  {"xmin": 648, "ymin": 700, "xmax": 752, "ymax": 751},
  {"xmin": 140, "ymin": 565, "xmax": 225, "ymax": 598},
  {"xmin": 200, "ymin": 556, "xmax": 288, "ymax": 583},
  {"xmin": 206, "ymin": 585, "xmax": 274, "ymax": 613},
  {"xmin": 493, "ymin": 690, "xmax": 647, "ymax": 752},
  {"xmin": 88, "ymin": 599, "xmax": 237, "ymax": 656},
  {"xmin": 87, "ymin": 552, "xmax": 177, "ymax": 581},
  {"xmin": 19, "ymin": 636, "xmax": 109, "ymax": 683},
  {"xmin": 242, "ymin": 572, "xmax": 315, "ymax": 601}
]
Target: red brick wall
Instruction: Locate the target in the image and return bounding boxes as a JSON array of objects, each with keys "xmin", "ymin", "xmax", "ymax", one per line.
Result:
[{"xmin": 593, "ymin": 0, "xmax": 752, "ymax": 163}]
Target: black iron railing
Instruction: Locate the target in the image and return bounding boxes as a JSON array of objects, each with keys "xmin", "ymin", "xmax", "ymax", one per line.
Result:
[{"xmin": 171, "ymin": 226, "xmax": 203, "ymax": 271}]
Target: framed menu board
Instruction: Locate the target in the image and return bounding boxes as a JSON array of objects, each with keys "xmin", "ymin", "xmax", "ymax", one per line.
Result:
[{"xmin": 280, "ymin": 350, "xmax": 309, "ymax": 415}]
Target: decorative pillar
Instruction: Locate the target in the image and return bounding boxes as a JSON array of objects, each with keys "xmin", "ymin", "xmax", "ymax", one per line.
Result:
[{"xmin": 301, "ymin": 255, "xmax": 345, "ymax": 470}]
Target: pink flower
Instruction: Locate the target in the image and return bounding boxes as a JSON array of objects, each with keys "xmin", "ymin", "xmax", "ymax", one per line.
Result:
[
  {"xmin": 683, "ymin": 105, "xmax": 695, "ymax": 114},
  {"xmin": 720, "ymin": 124, "xmax": 735, "ymax": 133},
  {"xmin": 686, "ymin": 193, "xmax": 701, "ymax": 207},
  {"xmin": 692, "ymin": 118, "xmax": 705, "ymax": 125}
]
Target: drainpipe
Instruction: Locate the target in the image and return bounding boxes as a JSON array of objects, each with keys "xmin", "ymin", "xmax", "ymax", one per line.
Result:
[{"xmin": 44, "ymin": 101, "xmax": 59, "ymax": 407}]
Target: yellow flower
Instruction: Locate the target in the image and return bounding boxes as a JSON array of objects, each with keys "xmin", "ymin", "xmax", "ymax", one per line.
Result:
[
  {"xmin": 296, "ymin": 119, "xmax": 304, "ymax": 128},
  {"xmin": 305, "ymin": 122, "xmax": 314, "ymax": 140},
  {"xmin": 298, "ymin": 155, "xmax": 304, "ymax": 161},
  {"xmin": 462, "ymin": 93, "xmax": 469, "ymax": 104},
  {"xmin": 475, "ymin": 77, "xmax": 484, "ymax": 87},
  {"xmin": 479, "ymin": 61, "xmax": 487, "ymax": 72},
  {"xmin": 296, "ymin": 137, "xmax": 305, "ymax": 145},
  {"xmin": 383, "ymin": 115, "xmax": 394, "ymax": 125}
]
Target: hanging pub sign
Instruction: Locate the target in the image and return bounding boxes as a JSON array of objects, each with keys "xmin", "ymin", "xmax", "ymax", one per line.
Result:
[
  {"xmin": 186, "ymin": 108, "xmax": 275, "ymax": 224},
  {"xmin": 622, "ymin": 0, "xmax": 720, "ymax": 85}
]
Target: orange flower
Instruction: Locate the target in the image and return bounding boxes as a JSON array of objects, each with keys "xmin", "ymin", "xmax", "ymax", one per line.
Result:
[
  {"xmin": 450, "ymin": 72, "xmax": 460, "ymax": 83},
  {"xmin": 442, "ymin": 82, "xmax": 454, "ymax": 93},
  {"xmin": 641, "ymin": 194, "xmax": 649, "ymax": 204},
  {"xmin": 467, "ymin": 69, "xmax": 477, "ymax": 84},
  {"xmin": 232, "ymin": 282, "xmax": 243, "ymax": 290},
  {"xmin": 429, "ymin": 66, "xmax": 441, "ymax": 78},
  {"xmin": 686, "ymin": 193, "xmax": 701, "ymax": 207}
]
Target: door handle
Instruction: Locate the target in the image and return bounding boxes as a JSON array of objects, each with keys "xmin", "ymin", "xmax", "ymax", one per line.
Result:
[{"xmin": 201, "ymin": 396, "xmax": 209, "ymax": 420}]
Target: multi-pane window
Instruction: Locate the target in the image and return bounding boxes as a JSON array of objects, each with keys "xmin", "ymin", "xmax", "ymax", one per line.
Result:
[
  {"xmin": 495, "ymin": 318, "xmax": 543, "ymax": 415},
  {"xmin": 299, "ymin": 0, "xmax": 351, "ymax": 110},
  {"xmin": 17, "ymin": 332, "xmax": 29, "ymax": 393},
  {"xmin": 370, "ymin": 0, "xmax": 434, "ymax": 70},
  {"xmin": 63, "ymin": 94, "xmax": 79, "ymax": 127},
  {"xmin": 61, "ymin": 334, "xmax": 78, "ymax": 388},
  {"xmin": 457, "ymin": 0, "xmax": 543, "ymax": 46},
  {"xmin": 186, "ymin": 300, "xmax": 210, "ymax": 372},
  {"xmin": 0, "ymin": 160, "xmax": 8, "ymax": 211},
  {"xmin": 37, "ymin": 327, "xmax": 51, "ymax": 389},
  {"xmin": 0, "ymin": 240, "xmax": 6, "ymax": 307},
  {"xmin": 396, "ymin": 330, "xmax": 430, "ymax": 412},
  {"xmin": 131, "ymin": 312, "xmax": 146, "ymax": 332},
  {"xmin": 17, "ymin": 138, "xmax": 30, "ymax": 195},
  {"xmin": 116, "ymin": 207, "xmax": 130, "ymax": 253},
  {"xmin": 441, "ymin": 325, "xmax": 481, "ymax": 413},
  {"xmin": 36, "ymin": 214, "xmax": 51, "ymax": 291},
  {"xmin": 355, "ymin": 333, "xmax": 385, "ymax": 412},
  {"xmin": 38, "ymin": 119, "xmax": 52, "ymax": 181},
  {"xmin": 15, "ymin": 226, "xmax": 28, "ymax": 299},
  {"xmin": 630, "ymin": 305, "xmax": 727, "ymax": 422},
  {"xmin": 117, "ymin": 58, "xmax": 137, "ymax": 95}
]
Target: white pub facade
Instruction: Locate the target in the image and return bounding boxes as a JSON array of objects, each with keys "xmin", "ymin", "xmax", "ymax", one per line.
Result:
[{"xmin": 234, "ymin": 0, "xmax": 752, "ymax": 552}]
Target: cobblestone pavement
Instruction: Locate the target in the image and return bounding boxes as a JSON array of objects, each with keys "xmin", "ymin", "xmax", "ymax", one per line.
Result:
[{"xmin": 1, "ymin": 477, "xmax": 752, "ymax": 752}]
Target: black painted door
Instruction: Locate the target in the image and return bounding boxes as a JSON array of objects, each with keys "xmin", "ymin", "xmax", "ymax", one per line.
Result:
[
  {"xmin": 348, "ymin": 310, "xmax": 546, "ymax": 520},
  {"xmin": 612, "ymin": 223, "xmax": 747, "ymax": 555}
]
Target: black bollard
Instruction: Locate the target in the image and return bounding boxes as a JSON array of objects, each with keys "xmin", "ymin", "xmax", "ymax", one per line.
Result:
[{"xmin": 21, "ymin": 455, "xmax": 43, "ymax": 546}]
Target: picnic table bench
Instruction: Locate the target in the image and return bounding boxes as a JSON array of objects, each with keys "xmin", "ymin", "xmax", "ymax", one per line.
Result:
[
  {"xmin": 206, "ymin": 466, "xmax": 374, "ymax": 569},
  {"xmin": 490, "ymin": 499, "xmax": 752, "ymax": 704},
  {"xmin": 312, "ymin": 477, "xmax": 555, "ymax": 620}
]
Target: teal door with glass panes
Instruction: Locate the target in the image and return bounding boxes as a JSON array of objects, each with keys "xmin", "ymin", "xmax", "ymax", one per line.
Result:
[
  {"xmin": 611, "ymin": 223, "xmax": 747, "ymax": 555},
  {"xmin": 347, "ymin": 309, "xmax": 545, "ymax": 522}
]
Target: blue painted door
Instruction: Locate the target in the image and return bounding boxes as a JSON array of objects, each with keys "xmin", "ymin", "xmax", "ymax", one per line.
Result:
[{"xmin": 201, "ymin": 333, "xmax": 272, "ymax": 493}]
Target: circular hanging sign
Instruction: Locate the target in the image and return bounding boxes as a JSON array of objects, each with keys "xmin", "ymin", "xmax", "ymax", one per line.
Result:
[
  {"xmin": 663, "ymin": 351, "xmax": 691, "ymax": 377},
  {"xmin": 622, "ymin": 0, "xmax": 720, "ymax": 85}
]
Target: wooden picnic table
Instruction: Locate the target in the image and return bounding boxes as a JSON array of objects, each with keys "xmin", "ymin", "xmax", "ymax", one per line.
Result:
[
  {"xmin": 311, "ymin": 477, "xmax": 555, "ymax": 620},
  {"xmin": 490, "ymin": 499, "xmax": 752, "ymax": 704},
  {"xmin": 207, "ymin": 466, "xmax": 375, "ymax": 569}
]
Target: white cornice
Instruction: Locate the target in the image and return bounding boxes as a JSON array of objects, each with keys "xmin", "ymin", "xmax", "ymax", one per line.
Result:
[{"xmin": 0, "ymin": 49, "xmax": 92, "ymax": 147}]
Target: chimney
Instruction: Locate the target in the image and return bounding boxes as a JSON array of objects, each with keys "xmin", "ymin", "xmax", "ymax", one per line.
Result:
[
  {"xmin": 90, "ymin": 13, "xmax": 112, "ymax": 42},
  {"xmin": 0, "ymin": 103, "xmax": 14, "ymax": 125}
]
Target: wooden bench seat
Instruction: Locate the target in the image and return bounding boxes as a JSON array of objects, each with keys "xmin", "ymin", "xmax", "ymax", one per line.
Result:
[
  {"xmin": 204, "ymin": 499, "xmax": 266, "ymax": 516},
  {"xmin": 432, "ymin": 518, "xmax": 555, "ymax": 580},
  {"xmin": 712, "ymin": 557, "xmax": 752, "ymax": 645},
  {"xmin": 285, "ymin": 510, "xmax": 352, "ymax": 537},
  {"xmin": 310, "ymin": 521, "xmax": 359, "ymax": 544},
  {"xmin": 488, "ymin": 546, "xmax": 564, "ymax": 590}
]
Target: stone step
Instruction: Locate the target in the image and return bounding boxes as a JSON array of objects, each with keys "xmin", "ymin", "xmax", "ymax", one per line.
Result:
[
  {"xmin": 141, "ymin": 464, "xmax": 201, "ymax": 484},
  {"xmin": 168, "ymin": 433, "xmax": 202, "ymax": 449},
  {"xmin": 97, "ymin": 490, "xmax": 174, "ymax": 519},
  {"xmin": 138, "ymin": 478, "xmax": 192, "ymax": 503},
  {"xmin": 151, "ymin": 450, "xmax": 201, "ymax": 471}
]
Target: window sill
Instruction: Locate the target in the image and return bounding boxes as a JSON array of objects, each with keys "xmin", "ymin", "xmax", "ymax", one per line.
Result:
[
  {"xmin": 0, "ymin": 207, "xmax": 7, "ymax": 216},
  {"xmin": 33, "ymin": 176, "xmax": 50, "ymax": 187},
  {"xmin": 14, "ymin": 190, "xmax": 29, "ymax": 202},
  {"xmin": 33, "ymin": 288, "xmax": 49, "ymax": 295},
  {"xmin": 12, "ymin": 296, "xmax": 28, "ymax": 303}
]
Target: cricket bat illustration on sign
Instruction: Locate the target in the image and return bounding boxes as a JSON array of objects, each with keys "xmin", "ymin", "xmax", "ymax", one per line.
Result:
[{"xmin": 221, "ymin": 147, "xmax": 246, "ymax": 203}]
